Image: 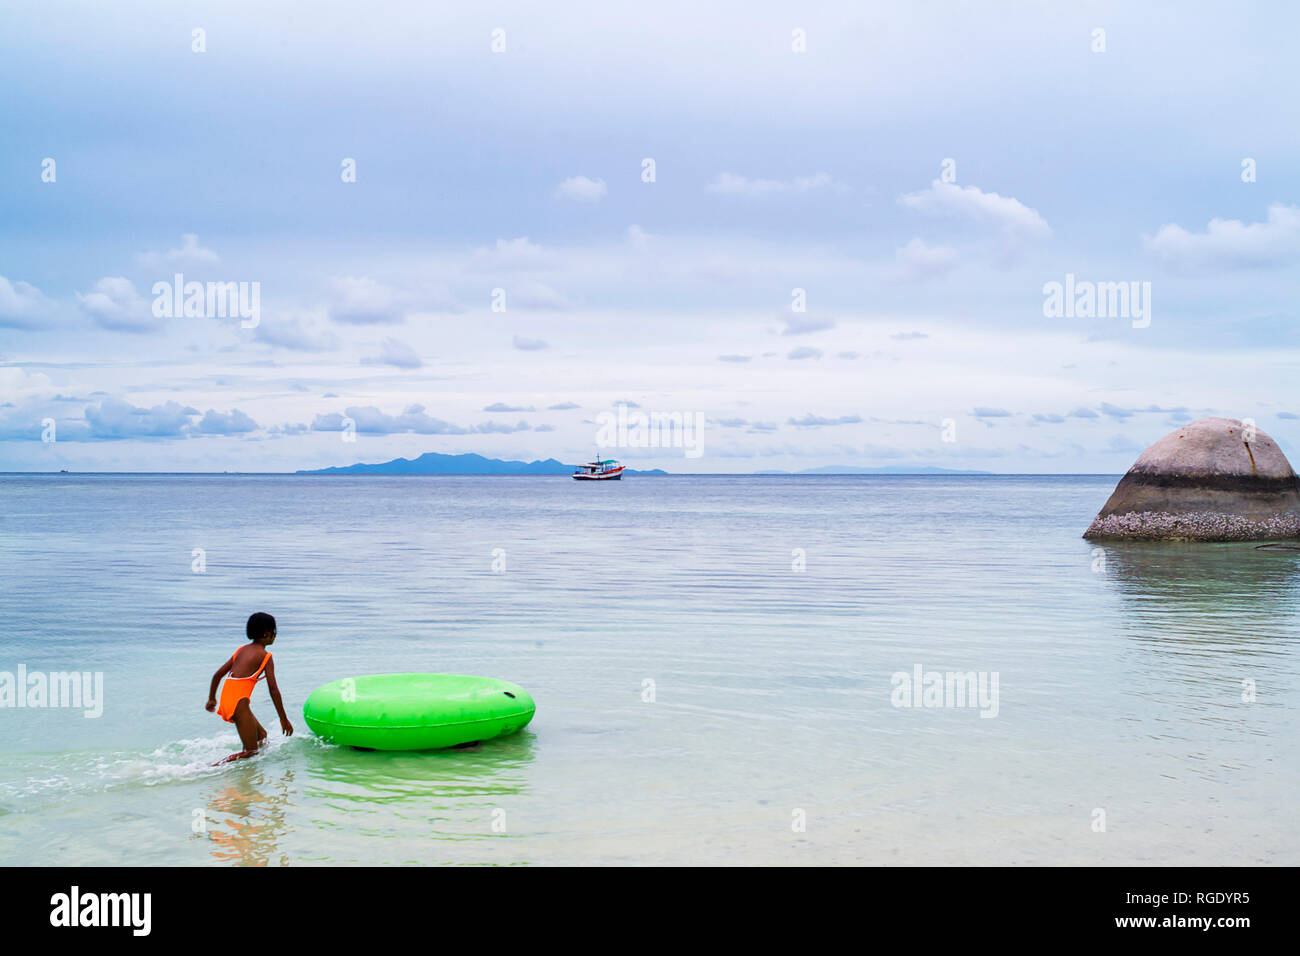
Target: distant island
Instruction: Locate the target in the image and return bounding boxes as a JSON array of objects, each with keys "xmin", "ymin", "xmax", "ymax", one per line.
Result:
[
  {"xmin": 297, "ymin": 453, "xmax": 987, "ymax": 476},
  {"xmin": 297, "ymin": 452, "xmax": 668, "ymax": 476}
]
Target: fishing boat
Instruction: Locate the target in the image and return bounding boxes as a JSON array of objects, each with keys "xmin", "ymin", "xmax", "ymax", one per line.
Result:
[{"xmin": 572, "ymin": 457, "xmax": 624, "ymax": 480}]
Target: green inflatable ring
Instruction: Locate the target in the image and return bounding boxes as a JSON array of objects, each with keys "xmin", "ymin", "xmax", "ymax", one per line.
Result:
[{"xmin": 302, "ymin": 673, "xmax": 535, "ymax": 751}]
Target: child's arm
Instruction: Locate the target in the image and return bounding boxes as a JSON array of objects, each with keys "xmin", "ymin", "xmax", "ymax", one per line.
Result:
[
  {"xmin": 264, "ymin": 657, "xmax": 293, "ymax": 735},
  {"xmin": 205, "ymin": 658, "xmax": 233, "ymax": 711}
]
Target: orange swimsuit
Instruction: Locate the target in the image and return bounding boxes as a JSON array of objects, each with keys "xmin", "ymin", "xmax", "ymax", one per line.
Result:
[{"xmin": 216, "ymin": 649, "xmax": 271, "ymax": 722}]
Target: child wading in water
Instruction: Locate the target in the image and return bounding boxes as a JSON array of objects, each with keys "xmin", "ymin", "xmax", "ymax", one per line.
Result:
[{"xmin": 206, "ymin": 612, "xmax": 293, "ymax": 763}]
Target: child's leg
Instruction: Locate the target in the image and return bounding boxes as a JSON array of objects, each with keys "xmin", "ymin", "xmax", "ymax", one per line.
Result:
[{"xmin": 223, "ymin": 699, "xmax": 262, "ymax": 760}]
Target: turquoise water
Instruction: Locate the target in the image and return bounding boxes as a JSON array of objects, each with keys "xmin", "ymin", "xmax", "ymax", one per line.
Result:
[{"xmin": 1, "ymin": 474, "xmax": 1297, "ymax": 865}]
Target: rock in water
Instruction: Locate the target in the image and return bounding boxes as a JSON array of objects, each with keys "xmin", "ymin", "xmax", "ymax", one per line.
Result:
[{"xmin": 1084, "ymin": 417, "xmax": 1300, "ymax": 541}]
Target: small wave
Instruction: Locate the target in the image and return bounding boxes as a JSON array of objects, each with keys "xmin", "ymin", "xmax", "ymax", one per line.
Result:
[{"xmin": 0, "ymin": 732, "xmax": 307, "ymax": 805}]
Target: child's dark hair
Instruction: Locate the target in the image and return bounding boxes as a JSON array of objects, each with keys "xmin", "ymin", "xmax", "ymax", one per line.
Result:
[{"xmin": 246, "ymin": 612, "xmax": 277, "ymax": 641}]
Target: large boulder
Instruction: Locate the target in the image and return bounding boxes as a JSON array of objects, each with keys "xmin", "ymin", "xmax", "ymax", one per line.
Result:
[{"xmin": 1084, "ymin": 417, "xmax": 1300, "ymax": 541}]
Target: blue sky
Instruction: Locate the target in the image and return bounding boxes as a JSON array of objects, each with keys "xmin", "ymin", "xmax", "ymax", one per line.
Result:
[{"xmin": 2, "ymin": 1, "xmax": 1299, "ymax": 472}]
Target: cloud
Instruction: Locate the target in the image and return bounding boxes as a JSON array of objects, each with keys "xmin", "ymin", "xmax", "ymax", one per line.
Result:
[
  {"xmin": 308, "ymin": 405, "xmax": 533, "ymax": 436},
  {"xmin": 136, "ymin": 234, "xmax": 220, "ymax": 269},
  {"xmin": 1096, "ymin": 402, "xmax": 1190, "ymax": 420},
  {"xmin": 77, "ymin": 277, "xmax": 159, "ymax": 333},
  {"xmin": 362, "ymin": 337, "xmax": 422, "ymax": 369},
  {"xmin": 555, "ymin": 175, "xmax": 608, "ymax": 203},
  {"xmin": 1278, "ymin": 411, "xmax": 1299, "ymax": 420},
  {"xmin": 475, "ymin": 419, "xmax": 533, "ymax": 434},
  {"xmin": 548, "ymin": 401, "xmax": 580, "ymax": 410},
  {"xmin": 973, "ymin": 407, "xmax": 1013, "ymax": 418},
  {"xmin": 83, "ymin": 398, "xmax": 199, "ymax": 439},
  {"xmin": 890, "ymin": 330, "xmax": 929, "ymax": 340},
  {"xmin": 268, "ymin": 422, "xmax": 310, "ymax": 436},
  {"xmin": 627, "ymin": 224, "xmax": 652, "ymax": 251},
  {"xmin": 512, "ymin": 334, "xmax": 549, "ymax": 351},
  {"xmin": 312, "ymin": 405, "xmax": 468, "ymax": 435},
  {"xmin": 328, "ymin": 276, "xmax": 402, "ymax": 324},
  {"xmin": 0, "ymin": 276, "xmax": 53, "ymax": 330},
  {"xmin": 782, "ymin": 316, "xmax": 836, "ymax": 336},
  {"xmin": 717, "ymin": 354, "xmax": 751, "ymax": 362},
  {"xmin": 1144, "ymin": 203, "xmax": 1300, "ymax": 272},
  {"xmin": 197, "ymin": 408, "xmax": 258, "ymax": 435},
  {"xmin": 484, "ymin": 402, "xmax": 535, "ymax": 412},
  {"xmin": 898, "ymin": 180, "xmax": 1051, "ymax": 238},
  {"xmin": 470, "ymin": 237, "xmax": 551, "ymax": 272},
  {"xmin": 0, "ymin": 395, "xmax": 228, "ymax": 442},
  {"xmin": 787, "ymin": 346, "xmax": 823, "ymax": 360},
  {"xmin": 509, "ymin": 279, "xmax": 570, "ymax": 310},
  {"xmin": 708, "ymin": 172, "xmax": 837, "ymax": 196},
  {"xmin": 838, "ymin": 351, "xmax": 860, "ymax": 359},
  {"xmin": 255, "ymin": 313, "xmax": 338, "ymax": 351},
  {"xmin": 890, "ymin": 238, "xmax": 960, "ymax": 280},
  {"xmin": 787, "ymin": 413, "xmax": 862, "ymax": 427}
]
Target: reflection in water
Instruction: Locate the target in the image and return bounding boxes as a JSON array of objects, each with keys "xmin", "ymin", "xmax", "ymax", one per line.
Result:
[
  {"xmin": 1097, "ymin": 542, "xmax": 1300, "ymax": 648},
  {"xmin": 297, "ymin": 732, "xmax": 537, "ymax": 864},
  {"xmin": 196, "ymin": 732, "xmax": 537, "ymax": 865},
  {"xmin": 1092, "ymin": 541, "xmax": 1300, "ymax": 746},
  {"xmin": 204, "ymin": 760, "xmax": 296, "ymax": 867}
]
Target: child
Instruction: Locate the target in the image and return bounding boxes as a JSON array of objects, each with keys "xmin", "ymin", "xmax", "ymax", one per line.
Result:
[{"xmin": 206, "ymin": 612, "xmax": 293, "ymax": 763}]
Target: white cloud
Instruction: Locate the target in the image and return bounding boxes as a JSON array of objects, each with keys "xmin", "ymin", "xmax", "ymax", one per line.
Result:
[
  {"xmin": 509, "ymin": 279, "xmax": 570, "ymax": 310},
  {"xmin": 363, "ymin": 337, "xmax": 423, "ymax": 369},
  {"xmin": 1144, "ymin": 203, "xmax": 1300, "ymax": 272},
  {"xmin": 307, "ymin": 405, "xmax": 533, "ymax": 436},
  {"xmin": 76, "ymin": 277, "xmax": 158, "ymax": 333},
  {"xmin": 708, "ymin": 171, "xmax": 837, "ymax": 196},
  {"xmin": 898, "ymin": 180, "xmax": 1050, "ymax": 238},
  {"xmin": 83, "ymin": 398, "xmax": 198, "ymax": 439},
  {"xmin": 255, "ymin": 312, "xmax": 338, "ymax": 351},
  {"xmin": 136, "ymin": 234, "xmax": 220, "ymax": 270},
  {"xmin": 782, "ymin": 316, "xmax": 835, "ymax": 335},
  {"xmin": 328, "ymin": 276, "xmax": 402, "ymax": 324},
  {"xmin": 555, "ymin": 175, "xmax": 608, "ymax": 203},
  {"xmin": 0, "ymin": 276, "xmax": 53, "ymax": 330},
  {"xmin": 313, "ymin": 405, "xmax": 465, "ymax": 435},
  {"xmin": 470, "ymin": 236, "xmax": 553, "ymax": 272},
  {"xmin": 512, "ymin": 334, "xmax": 549, "ymax": 351},
  {"xmin": 197, "ymin": 408, "xmax": 259, "ymax": 434},
  {"xmin": 890, "ymin": 237, "xmax": 960, "ymax": 280},
  {"xmin": 788, "ymin": 413, "xmax": 862, "ymax": 427}
]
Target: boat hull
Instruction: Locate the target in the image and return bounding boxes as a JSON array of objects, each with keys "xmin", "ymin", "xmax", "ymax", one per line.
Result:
[{"xmin": 573, "ymin": 471, "xmax": 623, "ymax": 480}]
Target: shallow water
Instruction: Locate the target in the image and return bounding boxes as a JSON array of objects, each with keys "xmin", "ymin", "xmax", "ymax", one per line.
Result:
[{"xmin": 0, "ymin": 474, "xmax": 1296, "ymax": 865}]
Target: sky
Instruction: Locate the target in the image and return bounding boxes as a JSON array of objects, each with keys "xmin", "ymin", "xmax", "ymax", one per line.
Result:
[{"xmin": 2, "ymin": 1, "xmax": 1299, "ymax": 473}]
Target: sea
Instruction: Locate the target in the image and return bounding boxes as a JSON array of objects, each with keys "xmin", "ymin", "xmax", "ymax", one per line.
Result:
[{"xmin": 1, "ymin": 473, "xmax": 1296, "ymax": 865}]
